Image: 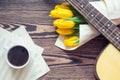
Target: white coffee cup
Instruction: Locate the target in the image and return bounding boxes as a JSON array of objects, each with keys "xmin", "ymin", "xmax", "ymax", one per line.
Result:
[{"xmin": 6, "ymin": 45, "xmax": 30, "ymax": 69}]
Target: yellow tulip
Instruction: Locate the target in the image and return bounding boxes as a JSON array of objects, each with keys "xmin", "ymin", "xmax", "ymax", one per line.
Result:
[
  {"xmin": 49, "ymin": 8, "xmax": 73, "ymax": 18},
  {"xmin": 56, "ymin": 29, "xmax": 74, "ymax": 35},
  {"xmin": 61, "ymin": 2, "xmax": 68, "ymax": 6},
  {"xmin": 55, "ymin": 2, "xmax": 69, "ymax": 9},
  {"xmin": 63, "ymin": 36, "xmax": 80, "ymax": 47},
  {"xmin": 53, "ymin": 19, "xmax": 75, "ymax": 29}
]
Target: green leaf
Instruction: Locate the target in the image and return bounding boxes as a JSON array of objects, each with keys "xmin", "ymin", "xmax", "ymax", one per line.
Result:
[{"xmin": 63, "ymin": 16, "xmax": 87, "ymax": 24}]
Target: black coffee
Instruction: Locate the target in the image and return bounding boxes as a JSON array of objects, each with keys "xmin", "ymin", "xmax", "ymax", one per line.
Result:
[{"xmin": 8, "ymin": 46, "xmax": 29, "ymax": 66}]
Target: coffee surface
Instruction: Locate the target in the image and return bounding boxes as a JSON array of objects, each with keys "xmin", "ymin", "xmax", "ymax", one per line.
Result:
[{"xmin": 8, "ymin": 46, "xmax": 29, "ymax": 66}]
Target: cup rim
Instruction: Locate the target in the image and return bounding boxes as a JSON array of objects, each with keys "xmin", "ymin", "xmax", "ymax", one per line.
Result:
[{"xmin": 5, "ymin": 45, "xmax": 30, "ymax": 69}]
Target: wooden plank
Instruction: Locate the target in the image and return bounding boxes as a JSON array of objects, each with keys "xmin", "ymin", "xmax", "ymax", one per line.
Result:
[
  {"xmin": 0, "ymin": 0, "xmax": 64, "ymax": 24},
  {"xmin": 39, "ymin": 66, "xmax": 95, "ymax": 80},
  {"xmin": 0, "ymin": 1, "xmax": 63, "ymax": 11},
  {"xmin": 0, "ymin": 3, "xmax": 56, "ymax": 11},
  {"xmin": 32, "ymin": 36, "xmax": 108, "ymax": 80},
  {"xmin": 0, "ymin": 0, "xmax": 64, "ymax": 4},
  {"xmin": 0, "ymin": 11, "xmax": 53, "ymax": 25},
  {"xmin": 0, "ymin": 24, "xmax": 57, "ymax": 38},
  {"xmin": 0, "ymin": 0, "xmax": 107, "ymax": 80}
]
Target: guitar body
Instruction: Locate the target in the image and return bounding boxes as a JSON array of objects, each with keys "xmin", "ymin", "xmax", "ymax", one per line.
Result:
[{"xmin": 96, "ymin": 44, "xmax": 120, "ymax": 80}]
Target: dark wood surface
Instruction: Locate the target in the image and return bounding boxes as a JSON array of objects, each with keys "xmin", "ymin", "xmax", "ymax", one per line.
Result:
[{"xmin": 0, "ymin": 0, "xmax": 109, "ymax": 80}]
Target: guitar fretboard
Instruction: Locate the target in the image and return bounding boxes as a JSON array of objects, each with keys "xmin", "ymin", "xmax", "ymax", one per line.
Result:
[{"xmin": 66, "ymin": 0, "xmax": 120, "ymax": 51}]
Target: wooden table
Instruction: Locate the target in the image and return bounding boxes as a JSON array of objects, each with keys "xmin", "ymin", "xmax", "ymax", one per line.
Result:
[{"xmin": 0, "ymin": 0, "xmax": 108, "ymax": 80}]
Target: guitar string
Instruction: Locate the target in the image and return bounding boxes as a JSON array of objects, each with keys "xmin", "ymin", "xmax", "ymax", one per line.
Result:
[
  {"xmin": 72, "ymin": 0, "xmax": 116, "ymax": 38},
  {"xmin": 82, "ymin": 0, "xmax": 120, "ymax": 48},
  {"xmin": 69, "ymin": 0, "xmax": 120, "ymax": 50}
]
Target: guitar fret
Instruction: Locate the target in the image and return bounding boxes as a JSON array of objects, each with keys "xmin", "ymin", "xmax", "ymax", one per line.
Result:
[
  {"xmin": 105, "ymin": 27, "xmax": 116, "ymax": 36},
  {"xmin": 90, "ymin": 13, "xmax": 101, "ymax": 26},
  {"xmin": 94, "ymin": 14, "xmax": 105, "ymax": 30},
  {"xmin": 110, "ymin": 25, "xmax": 119, "ymax": 35},
  {"xmin": 100, "ymin": 28, "xmax": 115, "ymax": 41},
  {"xmin": 75, "ymin": 0, "xmax": 83, "ymax": 3},
  {"xmin": 71, "ymin": 0, "xmax": 88, "ymax": 19},
  {"xmin": 101, "ymin": 26, "xmax": 119, "ymax": 45},
  {"xmin": 91, "ymin": 15, "xmax": 113, "ymax": 36},
  {"xmin": 92, "ymin": 11, "xmax": 110, "ymax": 29},
  {"xmin": 75, "ymin": 1, "xmax": 91, "ymax": 19},
  {"xmin": 106, "ymin": 28, "xmax": 120, "ymax": 48},
  {"xmin": 76, "ymin": 1, "xmax": 84, "ymax": 8},
  {"xmin": 114, "ymin": 28, "xmax": 120, "ymax": 41},
  {"xmin": 85, "ymin": 7, "xmax": 97, "ymax": 22},
  {"xmin": 114, "ymin": 41, "xmax": 119, "ymax": 48},
  {"xmin": 95, "ymin": 15, "xmax": 105, "ymax": 26},
  {"xmin": 82, "ymin": 1, "xmax": 93, "ymax": 18},
  {"xmin": 86, "ymin": 6, "xmax": 96, "ymax": 18},
  {"xmin": 116, "ymin": 35, "xmax": 120, "ymax": 42},
  {"xmin": 113, "ymin": 38, "xmax": 119, "ymax": 48},
  {"xmin": 76, "ymin": 0, "xmax": 84, "ymax": 8},
  {"xmin": 108, "ymin": 33, "xmax": 116, "ymax": 43},
  {"xmin": 112, "ymin": 25, "xmax": 120, "ymax": 35},
  {"xmin": 81, "ymin": 3, "xmax": 101, "ymax": 27}
]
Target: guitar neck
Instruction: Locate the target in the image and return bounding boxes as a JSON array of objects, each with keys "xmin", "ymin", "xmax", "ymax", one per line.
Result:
[{"xmin": 66, "ymin": 0, "xmax": 120, "ymax": 51}]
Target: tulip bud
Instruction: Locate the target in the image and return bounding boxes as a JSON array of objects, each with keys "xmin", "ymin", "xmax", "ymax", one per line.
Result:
[
  {"xmin": 53, "ymin": 19, "xmax": 75, "ymax": 29},
  {"xmin": 63, "ymin": 36, "xmax": 80, "ymax": 47},
  {"xmin": 55, "ymin": 3, "xmax": 69, "ymax": 9},
  {"xmin": 49, "ymin": 8, "xmax": 73, "ymax": 18},
  {"xmin": 56, "ymin": 29, "xmax": 74, "ymax": 35}
]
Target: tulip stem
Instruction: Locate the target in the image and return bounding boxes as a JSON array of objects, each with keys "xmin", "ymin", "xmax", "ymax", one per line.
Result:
[
  {"xmin": 63, "ymin": 17, "xmax": 80, "ymax": 23},
  {"xmin": 63, "ymin": 16, "xmax": 87, "ymax": 24},
  {"xmin": 74, "ymin": 39, "xmax": 80, "ymax": 44}
]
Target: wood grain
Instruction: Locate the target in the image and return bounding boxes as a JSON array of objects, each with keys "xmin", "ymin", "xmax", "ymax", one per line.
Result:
[{"xmin": 0, "ymin": 0, "xmax": 108, "ymax": 80}]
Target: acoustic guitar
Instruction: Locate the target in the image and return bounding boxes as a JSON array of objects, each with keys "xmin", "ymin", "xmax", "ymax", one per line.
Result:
[{"xmin": 66, "ymin": 0, "xmax": 120, "ymax": 80}]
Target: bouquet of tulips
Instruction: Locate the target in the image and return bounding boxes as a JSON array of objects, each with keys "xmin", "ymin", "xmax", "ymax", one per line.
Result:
[{"xmin": 49, "ymin": 2, "xmax": 87, "ymax": 47}]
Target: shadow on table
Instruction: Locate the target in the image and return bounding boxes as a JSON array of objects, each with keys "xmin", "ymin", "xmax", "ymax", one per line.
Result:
[{"xmin": 63, "ymin": 35, "xmax": 109, "ymax": 66}]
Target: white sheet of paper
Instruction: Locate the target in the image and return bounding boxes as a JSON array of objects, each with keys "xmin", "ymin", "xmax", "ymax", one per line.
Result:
[
  {"xmin": 104, "ymin": 0, "xmax": 120, "ymax": 19},
  {"xmin": 12, "ymin": 26, "xmax": 34, "ymax": 44},
  {"xmin": 80, "ymin": 24, "xmax": 100, "ymax": 46},
  {"xmin": 12, "ymin": 26, "xmax": 44, "ymax": 55},
  {"xmin": 0, "ymin": 27, "xmax": 50, "ymax": 80}
]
